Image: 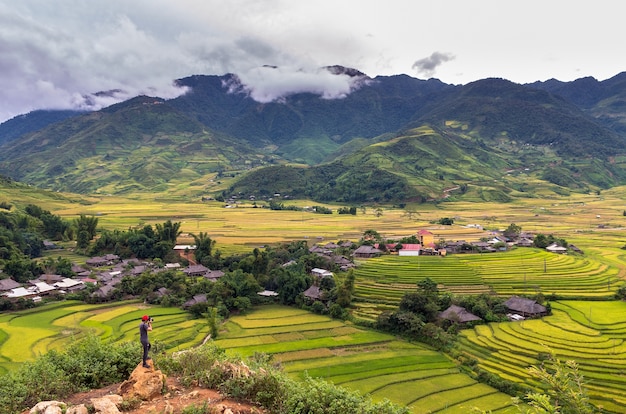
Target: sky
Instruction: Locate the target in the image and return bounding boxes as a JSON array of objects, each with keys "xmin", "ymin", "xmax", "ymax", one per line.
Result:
[{"xmin": 1, "ymin": 0, "xmax": 625, "ymax": 123}]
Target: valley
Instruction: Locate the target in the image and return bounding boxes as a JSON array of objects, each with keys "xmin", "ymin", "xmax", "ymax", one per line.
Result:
[{"xmin": 3, "ymin": 182, "xmax": 626, "ymax": 412}]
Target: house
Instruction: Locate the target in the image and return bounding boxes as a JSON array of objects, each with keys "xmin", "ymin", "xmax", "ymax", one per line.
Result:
[
  {"xmin": 398, "ymin": 244, "xmax": 422, "ymax": 256},
  {"xmin": 546, "ymin": 243, "xmax": 568, "ymax": 254},
  {"xmin": 155, "ymin": 287, "xmax": 169, "ymax": 298},
  {"xmin": 183, "ymin": 264, "xmax": 209, "ymax": 277},
  {"xmin": 183, "ymin": 294, "xmax": 207, "ymax": 308},
  {"xmin": 309, "ymin": 245, "xmax": 331, "ymax": 255},
  {"xmin": 504, "ymin": 296, "xmax": 547, "ymax": 318},
  {"xmin": 487, "ymin": 237, "xmax": 506, "ymax": 245},
  {"xmin": 569, "ymin": 244, "xmax": 583, "ymax": 254},
  {"xmin": 332, "ymin": 256, "xmax": 355, "ymax": 271},
  {"xmin": 91, "ymin": 283, "xmax": 118, "ymax": 300},
  {"xmin": 3, "ymin": 287, "xmax": 40, "ymax": 302},
  {"xmin": 311, "ymin": 268, "xmax": 333, "ymax": 278},
  {"xmin": 438, "ymin": 305, "xmax": 482, "ymax": 324},
  {"xmin": 516, "ymin": 237, "xmax": 534, "ymax": 247},
  {"xmin": 444, "ymin": 240, "xmax": 468, "ymax": 254},
  {"xmin": 35, "ymin": 274, "xmax": 64, "ymax": 284},
  {"xmin": 204, "ymin": 269, "xmax": 225, "ymax": 281},
  {"xmin": 352, "ymin": 245, "xmax": 382, "ymax": 258},
  {"xmin": 32, "ymin": 282, "xmax": 57, "ymax": 296},
  {"xmin": 0, "ymin": 278, "xmax": 21, "ymax": 292},
  {"xmin": 174, "ymin": 244, "xmax": 196, "ymax": 260},
  {"xmin": 417, "ymin": 230, "xmax": 435, "ymax": 248},
  {"xmin": 43, "ymin": 240, "xmax": 60, "ymax": 249},
  {"xmin": 54, "ymin": 278, "xmax": 85, "ymax": 293},
  {"xmin": 103, "ymin": 254, "xmax": 120, "ymax": 263},
  {"xmin": 258, "ymin": 290, "xmax": 278, "ymax": 297},
  {"xmin": 86, "ymin": 256, "xmax": 109, "ymax": 267},
  {"xmin": 130, "ymin": 265, "xmax": 148, "ymax": 276},
  {"xmin": 302, "ymin": 285, "xmax": 322, "ymax": 301}
]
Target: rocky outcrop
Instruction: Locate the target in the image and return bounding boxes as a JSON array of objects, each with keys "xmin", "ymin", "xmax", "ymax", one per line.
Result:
[{"xmin": 118, "ymin": 363, "xmax": 167, "ymax": 401}]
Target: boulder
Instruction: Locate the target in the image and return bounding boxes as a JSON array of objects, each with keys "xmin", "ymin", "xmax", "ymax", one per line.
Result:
[
  {"xmin": 29, "ymin": 401, "xmax": 65, "ymax": 414},
  {"xmin": 66, "ymin": 405, "xmax": 89, "ymax": 414},
  {"xmin": 118, "ymin": 363, "xmax": 166, "ymax": 401},
  {"xmin": 91, "ymin": 397, "xmax": 120, "ymax": 414}
]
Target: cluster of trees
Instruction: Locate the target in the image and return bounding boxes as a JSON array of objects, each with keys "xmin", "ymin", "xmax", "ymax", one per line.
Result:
[
  {"xmin": 376, "ymin": 278, "xmax": 512, "ymax": 350},
  {"xmin": 267, "ymin": 201, "xmax": 352, "ymax": 215},
  {"xmin": 89, "ymin": 220, "xmax": 181, "ymax": 261},
  {"xmin": 0, "ymin": 205, "xmax": 96, "ymax": 282}
]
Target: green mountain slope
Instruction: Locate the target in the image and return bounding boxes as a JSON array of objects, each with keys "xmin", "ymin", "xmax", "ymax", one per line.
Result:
[
  {"xmin": 0, "ymin": 96, "xmax": 278, "ymax": 195},
  {"xmin": 2, "ymin": 70, "xmax": 626, "ymax": 201},
  {"xmin": 229, "ymin": 124, "xmax": 626, "ymax": 203}
]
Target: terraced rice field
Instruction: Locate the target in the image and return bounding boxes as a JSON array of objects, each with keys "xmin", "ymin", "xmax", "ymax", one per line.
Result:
[
  {"xmin": 457, "ymin": 300, "xmax": 626, "ymax": 413},
  {"xmin": 214, "ymin": 305, "xmax": 518, "ymax": 414},
  {"xmin": 352, "ymin": 248, "xmax": 619, "ymax": 320},
  {"xmin": 0, "ymin": 300, "xmax": 208, "ymax": 375}
]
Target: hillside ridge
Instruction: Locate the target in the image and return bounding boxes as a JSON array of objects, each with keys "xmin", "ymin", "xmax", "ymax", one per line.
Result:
[{"xmin": 1, "ymin": 68, "xmax": 626, "ymax": 201}]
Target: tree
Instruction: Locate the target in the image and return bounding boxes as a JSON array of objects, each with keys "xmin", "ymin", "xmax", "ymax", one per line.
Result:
[
  {"xmin": 192, "ymin": 232, "xmax": 216, "ymax": 265},
  {"xmin": 336, "ymin": 269, "xmax": 355, "ymax": 308},
  {"xmin": 362, "ymin": 229, "xmax": 382, "ymax": 243},
  {"xmin": 273, "ymin": 268, "xmax": 311, "ymax": 305},
  {"xmin": 155, "ymin": 220, "xmax": 182, "ymax": 243},
  {"xmin": 207, "ymin": 307, "xmax": 219, "ymax": 338},
  {"xmin": 504, "ymin": 223, "xmax": 522, "ymax": 240},
  {"xmin": 74, "ymin": 214, "xmax": 98, "ymax": 248},
  {"xmin": 437, "ymin": 217, "xmax": 454, "ymax": 225},
  {"xmin": 516, "ymin": 354, "xmax": 596, "ymax": 414}
]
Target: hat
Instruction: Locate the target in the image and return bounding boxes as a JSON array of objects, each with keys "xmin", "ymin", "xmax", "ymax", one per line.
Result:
[{"xmin": 142, "ymin": 315, "xmax": 149, "ymax": 321}]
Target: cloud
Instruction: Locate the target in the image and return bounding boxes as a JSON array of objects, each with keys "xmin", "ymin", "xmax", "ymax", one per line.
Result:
[
  {"xmin": 0, "ymin": 1, "xmax": 375, "ymax": 122},
  {"xmin": 412, "ymin": 52, "xmax": 456, "ymax": 78},
  {"xmin": 230, "ymin": 66, "xmax": 371, "ymax": 103},
  {"xmin": 0, "ymin": 4, "xmax": 191, "ymax": 122}
]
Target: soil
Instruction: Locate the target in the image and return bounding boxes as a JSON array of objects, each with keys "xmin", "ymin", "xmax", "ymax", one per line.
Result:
[{"xmin": 22, "ymin": 377, "xmax": 266, "ymax": 414}]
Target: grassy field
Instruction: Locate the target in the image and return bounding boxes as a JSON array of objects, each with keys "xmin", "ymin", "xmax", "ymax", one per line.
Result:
[{"xmin": 214, "ymin": 305, "xmax": 519, "ymax": 414}]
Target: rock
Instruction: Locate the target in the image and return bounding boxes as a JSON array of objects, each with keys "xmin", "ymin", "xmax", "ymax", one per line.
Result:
[
  {"xmin": 91, "ymin": 397, "xmax": 120, "ymax": 414},
  {"xmin": 29, "ymin": 401, "xmax": 65, "ymax": 414},
  {"xmin": 66, "ymin": 405, "xmax": 89, "ymax": 414},
  {"xmin": 118, "ymin": 362, "xmax": 167, "ymax": 401},
  {"xmin": 95, "ymin": 395, "xmax": 123, "ymax": 406}
]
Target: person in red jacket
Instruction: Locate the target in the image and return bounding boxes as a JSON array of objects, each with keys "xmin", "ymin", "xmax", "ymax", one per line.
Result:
[{"xmin": 139, "ymin": 315, "xmax": 153, "ymax": 368}]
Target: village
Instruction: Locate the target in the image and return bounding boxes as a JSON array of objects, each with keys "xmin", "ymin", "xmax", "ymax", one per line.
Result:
[{"xmin": 0, "ymin": 226, "xmax": 571, "ymax": 324}]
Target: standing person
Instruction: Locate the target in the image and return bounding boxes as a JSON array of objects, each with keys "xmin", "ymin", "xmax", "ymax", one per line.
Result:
[{"xmin": 139, "ymin": 315, "xmax": 152, "ymax": 368}]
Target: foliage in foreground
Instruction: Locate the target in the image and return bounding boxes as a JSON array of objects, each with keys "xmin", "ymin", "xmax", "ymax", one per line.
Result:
[
  {"xmin": 473, "ymin": 353, "xmax": 597, "ymax": 414},
  {"xmin": 0, "ymin": 336, "xmax": 407, "ymax": 414},
  {"xmin": 0, "ymin": 335, "xmax": 138, "ymax": 414},
  {"xmin": 157, "ymin": 343, "xmax": 409, "ymax": 414}
]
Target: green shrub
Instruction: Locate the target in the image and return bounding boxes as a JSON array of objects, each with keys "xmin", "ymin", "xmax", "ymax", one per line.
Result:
[
  {"xmin": 282, "ymin": 375, "xmax": 408, "ymax": 414},
  {"xmin": 0, "ymin": 335, "xmax": 139, "ymax": 414}
]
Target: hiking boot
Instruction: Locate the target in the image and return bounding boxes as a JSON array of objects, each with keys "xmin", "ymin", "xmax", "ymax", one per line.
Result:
[{"xmin": 143, "ymin": 363, "xmax": 151, "ymax": 369}]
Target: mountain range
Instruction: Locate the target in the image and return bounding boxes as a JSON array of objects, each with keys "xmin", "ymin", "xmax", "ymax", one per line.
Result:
[{"xmin": 1, "ymin": 67, "xmax": 626, "ymax": 202}]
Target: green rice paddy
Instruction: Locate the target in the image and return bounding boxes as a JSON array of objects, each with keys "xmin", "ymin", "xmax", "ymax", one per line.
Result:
[
  {"xmin": 214, "ymin": 305, "xmax": 519, "ymax": 413},
  {"xmin": 457, "ymin": 300, "xmax": 626, "ymax": 412}
]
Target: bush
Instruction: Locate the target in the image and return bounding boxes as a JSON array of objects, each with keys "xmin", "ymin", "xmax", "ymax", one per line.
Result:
[{"xmin": 0, "ymin": 335, "xmax": 139, "ymax": 414}]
